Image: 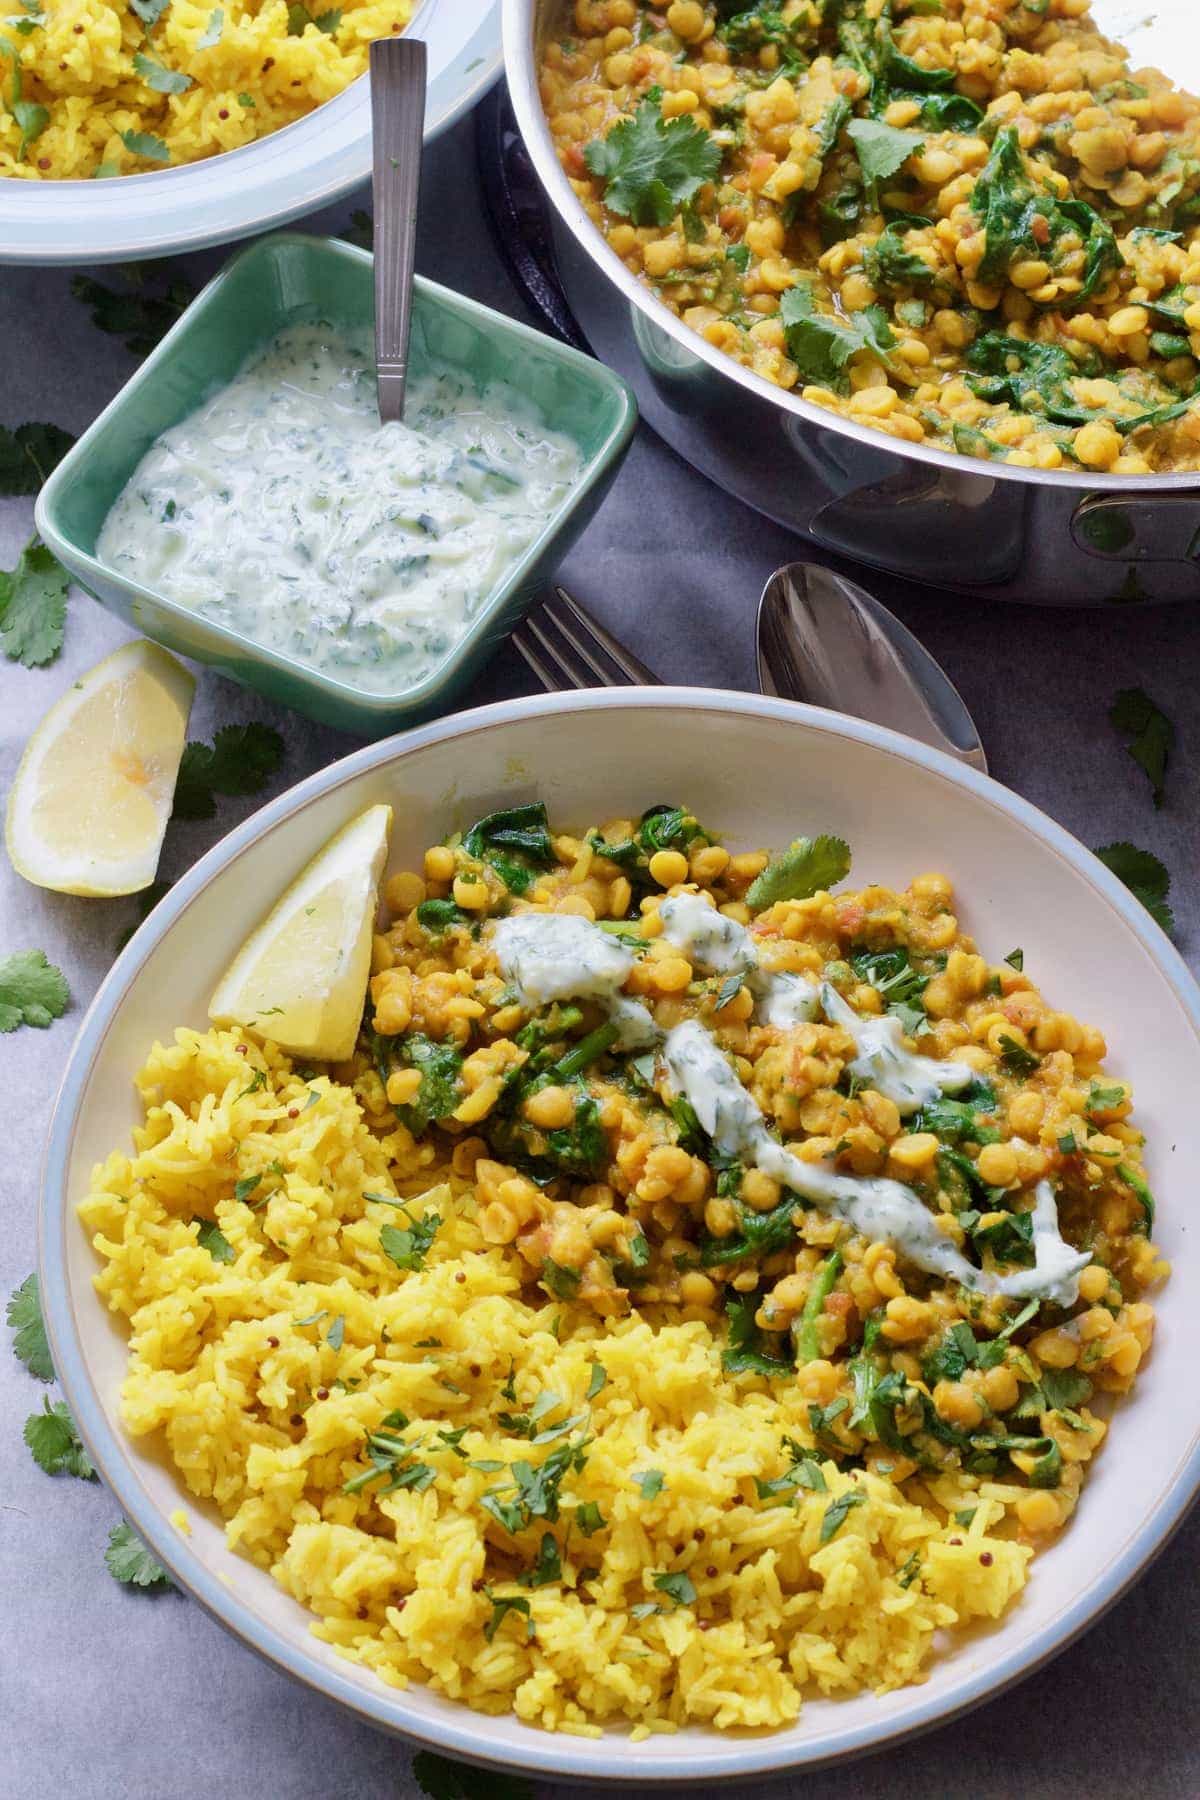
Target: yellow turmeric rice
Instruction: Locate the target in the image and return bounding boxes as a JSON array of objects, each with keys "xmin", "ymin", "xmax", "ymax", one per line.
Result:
[
  {"xmin": 79, "ymin": 806, "xmax": 1166, "ymax": 1734},
  {"xmin": 0, "ymin": 0, "xmax": 414, "ymax": 180}
]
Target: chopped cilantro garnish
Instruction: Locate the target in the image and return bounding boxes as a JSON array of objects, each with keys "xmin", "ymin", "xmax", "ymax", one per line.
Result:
[
  {"xmin": 517, "ymin": 1530, "xmax": 563, "ymax": 1589},
  {"xmin": 997, "ymin": 1035, "xmax": 1040, "ymax": 1076},
  {"xmin": 846, "ymin": 117, "xmax": 924, "ymax": 205},
  {"xmin": 192, "ymin": 1217, "xmax": 235, "ymax": 1263},
  {"xmin": 633, "ymin": 1469, "xmax": 664, "ymax": 1500},
  {"xmin": 818, "ymin": 1489, "xmax": 867, "ymax": 1543},
  {"xmin": 652, "ymin": 1569, "xmax": 697, "ymax": 1607},
  {"xmin": 132, "ymin": 52, "xmax": 193, "ymax": 93},
  {"xmin": 541, "ymin": 1259, "xmax": 581, "ymax": 1302},
  {"xmin": 575, "ymin": 1499, "xmax": 606, "ymax": 1535},
  {"xmin": 584, "ymin": 90, "xmax": 719, "ymax": 227},
  {"xmin": 723, "ymin": 1290, "xmax": 792, "ymax": 1376},
  {"xmin": 780, "ymin": 283, "xmax": 897, "ymax": 393},
  {"xmin": 483, "ymin": 1589, "xmax": 533, "ymax": 1644},
  {"xmin": 118, "ymin": 129, "xmax": 171, "ymax": 164},
  {"xmin": 746, "ymin": 833, "xmax": 851, "ymax": 909},
  {"xmin": 380, "ymin": 1208, "xmax": 441, "ymax": 1273},
  {"xmin": 343, "ymin": 1416, "xmax": 435, "ymax": 1496}
]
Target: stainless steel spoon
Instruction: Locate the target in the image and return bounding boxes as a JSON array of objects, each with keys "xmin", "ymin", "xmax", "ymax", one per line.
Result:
[
  {"xmin": 370, "ymin": 35, "xmax": 427, "ymax": 423},
  {"xmin": 756, "ymin": 562, "xmax": 988, "ymax": 773}
]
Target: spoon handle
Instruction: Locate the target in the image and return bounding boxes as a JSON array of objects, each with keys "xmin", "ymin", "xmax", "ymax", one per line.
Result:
[{"xmin": 370, "ymin": 36, "xmax": 427, "ymax": 423}]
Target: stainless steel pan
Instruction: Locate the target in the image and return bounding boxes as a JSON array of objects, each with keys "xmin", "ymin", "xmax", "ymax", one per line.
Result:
[{"xmin": 502, "ymin": 0, "xmax": 1200, "ymax": 603}]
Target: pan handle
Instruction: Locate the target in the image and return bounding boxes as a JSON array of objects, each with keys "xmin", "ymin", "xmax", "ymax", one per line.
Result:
[{"xmin": 1071, "ymin": 493, "xmax": 1200, "ymax": 567}]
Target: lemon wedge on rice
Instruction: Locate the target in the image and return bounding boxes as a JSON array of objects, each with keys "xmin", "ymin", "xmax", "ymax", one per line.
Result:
[
  {"xmin": 208, "ymin": 803, "xmax": 393, "ymax": 1063},
  {"xmin": 5, "ymin": 639, "xmax": 195, "ymax": 897}
]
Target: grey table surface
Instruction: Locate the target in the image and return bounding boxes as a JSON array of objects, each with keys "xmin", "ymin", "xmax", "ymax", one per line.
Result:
[{"xmin": 1, "ymin": 114, "xmax": 1198, "ymax": 1800}]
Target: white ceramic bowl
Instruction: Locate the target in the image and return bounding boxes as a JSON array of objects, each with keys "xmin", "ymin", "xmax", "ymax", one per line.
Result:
[
  {"xmin": 0, "ymin": 0, "xmax": 499, "ymax": 265},
  {"xmin": 40, "ymin": 690, "xmax": 1200, "ymax": 1785}
]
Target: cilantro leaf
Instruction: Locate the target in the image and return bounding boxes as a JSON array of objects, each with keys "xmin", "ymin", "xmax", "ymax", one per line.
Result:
[
  {"xmin": 104, "ymin": 1520, "xmax": 173, "ymax": 1590},
  {"xmin": 998, "ymin": 1034, "xmax": 1040, "ymax": 1076},
  {"xmin": 0, "ymin": 536, "xmax": 68, "ymax": 666},
  {"xmin": 846, "ymin": 117, "xmax": 924, "ymax": 205},
  {"xmin": 819, "ymin": 1489, "xmax": 867, "ymax": 1543},
  {"xmin": 192, "ymin": 1216, "xmax": 235, "ymax": 1263},
  {"xmin": 171, "ymin": 722, "xmax": 285, "ymax": 820},
  {"xmin": 780, "ymin": 282, "xmax": 896, "ymax": 391},
  {"xmin": 286, "ymin": 2, "xmax": 340, "ymax": 30},
  {"xmin": 24, "ymin": 1396, "xmax": 95, "ymax": 1478},
  {"xmin": 584, "ymin": 91, "xmax": 720, "ymax": 227},
  {"xmin": 722, "ymin": 1289, "xmax": 792, "ymax": 1376},
  {"xmin": 633, "ymin": 1469, "xmax": 664, "ymax": 1499},
  {"xmin": 0, "ymin": 422, "xmax": 75, "ymax": 494},
  {"xmin": 745, "ymin": 833, "xmax": 851, "ymax": 908},
  {"xmin": 71, "ymin": 267, "xmax": 194, "ymax": 356},
  {"xmin": 128, "ymin": 0, "xmax": 169, "ymax": 21},
  {"xmin": 0, "ymin": 39, "xmax": 47, "ymax": 157},
  {"xmin": 0, "ymin": 949, "xmax": 69, "ymax": 1032},
  {"xmin": 652, "ymin": 1569, "xmax": 696, "ymax": 1606},
  {"xmin": 575, "ymin": 1499, "xmax": 606, "ymax": 1535},
  {"xmin": 119, "ymin": 129, "xmax": 171, "ymax": 164},
  {"xmin": 483, "ymin": 1590, "xmax": 533, "ymax": 1644},
  {"xmin": 7, "ymin": 1273, "xmax": 53, "ymax": 1379},
  {"xmin": 1093, "ymin": 843, "xmax": 1174, "ymax": 935},
  {"xmin": 1109, "ymin": 687, "xmax": 1173, "ymax": 807},
  {"xmin": 132, "ymin": 52, "xmax": 193, "ymax": 93},
  {"xmin": 196, "ymin": 7, "xmax": 223, "ymax": 46},
  {"xmin": 517, "ymin": 1529, "xmax": 563, "ymax": 1589},
  {"xmin": 380, "ymin": 1209, "xmax": 441, "ymax": 1273},
  {"xmin": 586, "ymin": 1361, "xmax": 607, "ymax": 1401},
  {"xmin": 411, "ymin": 1751, "xmax": 534, "ymax": 1800}
]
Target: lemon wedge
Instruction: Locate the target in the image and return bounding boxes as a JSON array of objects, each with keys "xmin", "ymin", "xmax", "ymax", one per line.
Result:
[
  {"xmin": 208, "ymin": 803, "xmax": 393, "ymax": 1063},
  {"xmin": 5, "ymin": 639, "xmax": 195, "ymax": 897}
]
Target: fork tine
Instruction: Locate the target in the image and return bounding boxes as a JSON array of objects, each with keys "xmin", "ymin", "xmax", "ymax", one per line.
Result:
[
  {"xmin": 538, "ymin": 598, "xmax": 617, "ymax": 686},
  {"xmin": 550, "ymin": 587, "xmax": 662, "ymax": 686},
  {"xmin": 522, "ymin": 612, "xmax": 598, "ymax": 688},
  {"xmin": 511, "ymin": 623, "xmax": 573, "ymax": 692}
]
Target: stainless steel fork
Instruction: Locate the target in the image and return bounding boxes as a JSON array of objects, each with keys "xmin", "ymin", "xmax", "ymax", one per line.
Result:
[{"xmin": 511, "ymin": 586, "xmax": 661, "ymax": 690}]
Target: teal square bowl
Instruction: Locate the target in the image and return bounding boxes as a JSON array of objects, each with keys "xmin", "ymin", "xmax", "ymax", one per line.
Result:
[{"xmin": 35, "ymin": 233, "xmax": 637, "ymax": 737}]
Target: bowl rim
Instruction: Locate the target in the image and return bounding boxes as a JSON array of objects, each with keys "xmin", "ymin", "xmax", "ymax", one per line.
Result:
[
  {"xmin": 0, "ymin": 0, "xmax": 502, "ymax": 266},
  {"xmin": 34, "ymin": 232, "xmax": 638, "ymax": 716},
  {"xmin": 39, "ymin": 686, "xmax": 1200, "ymax": 1784},
  {"xmin": 500, "ymin": 0, "xmax": 1200, "ymax": 499}
]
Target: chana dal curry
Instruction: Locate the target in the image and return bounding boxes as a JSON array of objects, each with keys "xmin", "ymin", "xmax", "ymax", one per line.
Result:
[
  {"xmin": 84, "ymin": 806, "xmax": 1166, "ymax": 1733},
  {"xmin": 540, "ymin": 0, "xmax": 1200, "ymax": 472}
]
